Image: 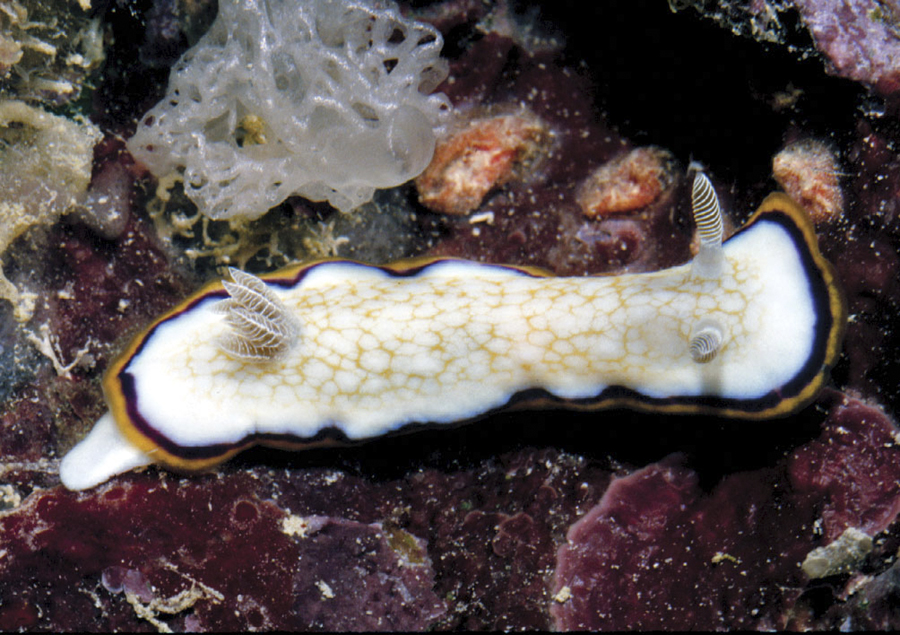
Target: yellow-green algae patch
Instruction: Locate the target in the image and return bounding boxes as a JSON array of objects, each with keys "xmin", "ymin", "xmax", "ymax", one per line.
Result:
[
  {"xmin": 0, "ymin": 99, "xmax": 101, "ymax": 321},
  {"xmin": 0, "ymin": 0, "xmax": 104, "ymax": 104}
]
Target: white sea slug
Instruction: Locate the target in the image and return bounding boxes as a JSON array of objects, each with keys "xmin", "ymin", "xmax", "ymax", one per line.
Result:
[
  {"xmin": 59, "ymin": 176, "xmax": 846, "ymax": 490},
  {"xmin": 127, "ymin": 0, "xmax": 451, "ymax": 219}
]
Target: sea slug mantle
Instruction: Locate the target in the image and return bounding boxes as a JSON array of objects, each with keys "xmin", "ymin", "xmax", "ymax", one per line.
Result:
[{"xmin": 59, "ymin": 178, "xmax": 845, "ymax": 490}]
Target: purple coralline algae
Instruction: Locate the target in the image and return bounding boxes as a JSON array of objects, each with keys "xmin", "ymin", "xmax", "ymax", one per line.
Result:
[
  {"xmin": 675, "ymin": 0, "xmax": 900, "ymax": 99},
  {"xmin": 0, "ymin": 450, "xmax": 595, "ymax": 630},
  {"xmin": 552, "ymin": 393, "xmax": 900, "ymax": 630},
  {"xmin": 791, "ymin": 0, "xmax": 900, "ymax": 97},
  {"xmin": 2, "ymin": 395, "xmax": 900, "ymax": 630},
  {"xmin": 0, "ymin": 472, "xmax": 449, "ymax": 631}
]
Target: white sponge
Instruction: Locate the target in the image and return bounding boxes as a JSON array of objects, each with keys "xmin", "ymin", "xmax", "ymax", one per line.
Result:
[{"xmin": 128, "ymin": 0, "xmax": 450, "ymax": 219}]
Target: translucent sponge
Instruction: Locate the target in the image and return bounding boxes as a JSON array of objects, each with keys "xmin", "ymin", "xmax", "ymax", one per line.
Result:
[{"xmin": 127, "ymin": 0, "xmax": 450, "ymax": 219}]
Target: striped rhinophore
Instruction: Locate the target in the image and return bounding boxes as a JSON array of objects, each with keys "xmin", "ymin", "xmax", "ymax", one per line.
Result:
[
  {"xmin": 691, "ymin": 172, "xmax": 724, "ymax": 248},
  {"xmin": 689, "ymin": 323, "xmax": 724, "ymax": 364}
]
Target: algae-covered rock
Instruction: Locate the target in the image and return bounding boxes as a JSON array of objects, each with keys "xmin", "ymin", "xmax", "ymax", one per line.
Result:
[
  {"xmin": 0, "ymin": 100, "xmax": 101, "ymax": 321},
  {"xmin": 0, "ymin": 0, "xmax": 104, "ymax": 105}
]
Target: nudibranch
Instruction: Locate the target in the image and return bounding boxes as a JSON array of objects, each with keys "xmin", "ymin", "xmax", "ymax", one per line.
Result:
[{"xmin": 59, "ymin": 175, "xmax": 845, "ymax": 490}]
